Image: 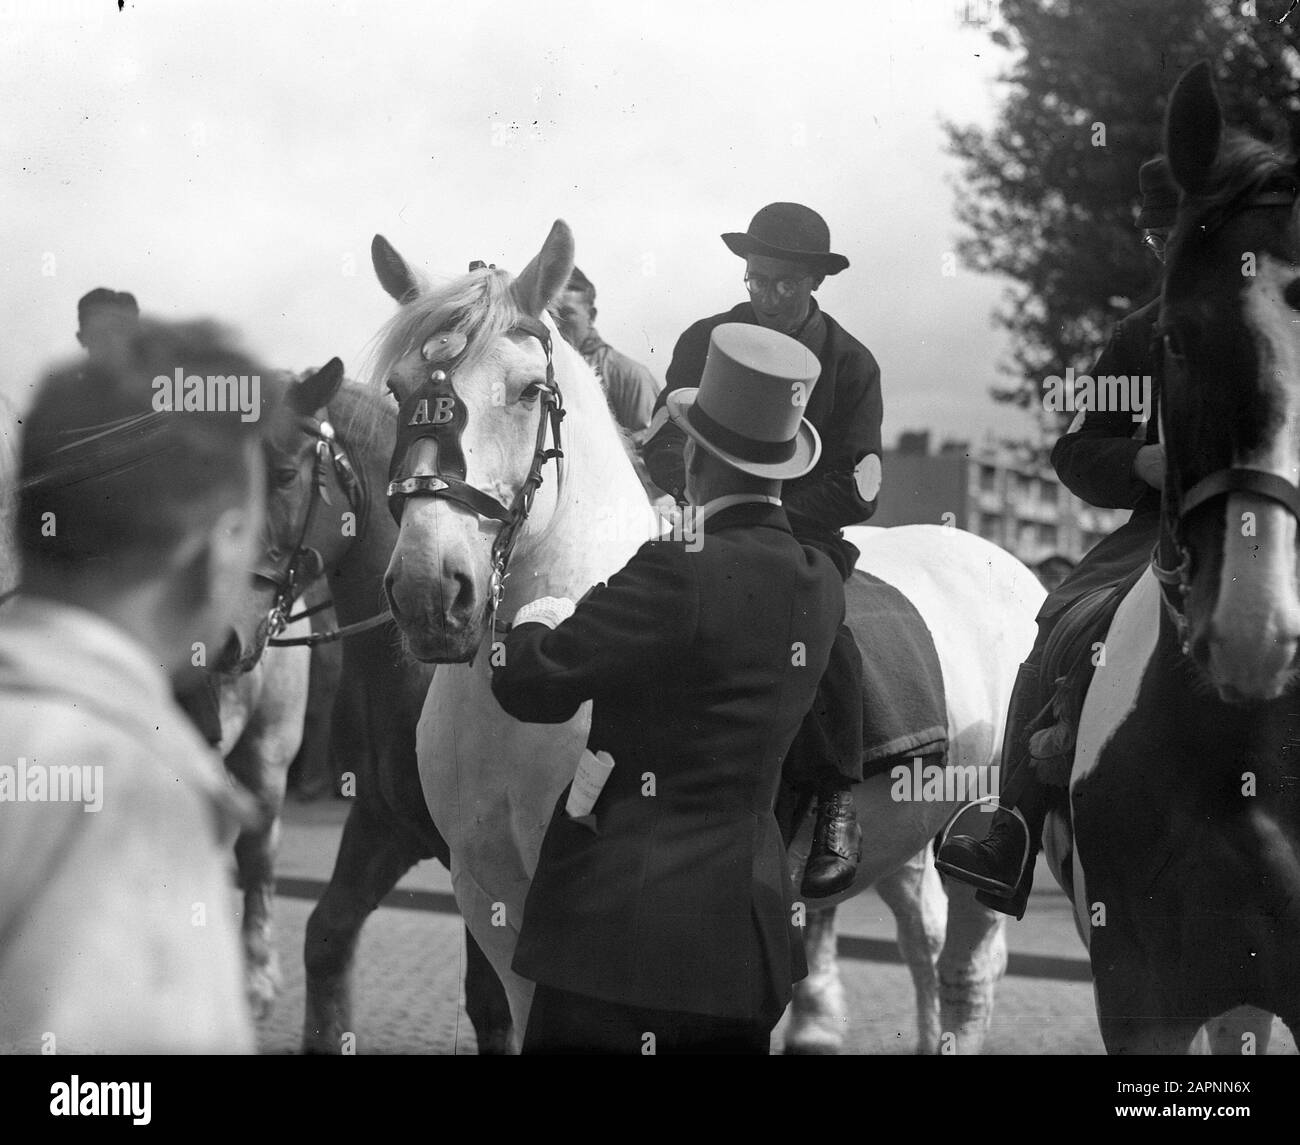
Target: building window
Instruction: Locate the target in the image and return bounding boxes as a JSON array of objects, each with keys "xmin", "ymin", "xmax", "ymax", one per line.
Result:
[{"xmin": 979, "ymin": 465, "xmax": 997, "ymax": 493}]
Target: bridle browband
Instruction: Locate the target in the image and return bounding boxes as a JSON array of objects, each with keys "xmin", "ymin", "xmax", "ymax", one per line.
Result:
[
  {"xmin": 384, "ymin": 304, "xmax": 566, "ymax": 638},
  {"xmin": 1151, "ymin": 174, "xmax": 1300, "ymax": 648}
]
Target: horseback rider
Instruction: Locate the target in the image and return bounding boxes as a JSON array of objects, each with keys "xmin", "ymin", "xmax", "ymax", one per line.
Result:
[
  {"xmin": 643, "ymin": 202, "xmax": 884, "ymax": 898},
  {"xmin": 492, "ymin": 323, "xmax": 844, "ymax": 1053},
  {"xmin": 937, "ymin": 156, "xmax": 1177, "ymax": 916}
]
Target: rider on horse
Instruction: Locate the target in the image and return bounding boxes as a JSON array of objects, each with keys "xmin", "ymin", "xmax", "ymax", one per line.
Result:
[
  {"xmin": 643, "ymin": 202, "xmax": 884, "ymax": 898},
  {"xmin": 937, "ymin": 156, "xmax": 1178, "ymax": 917}
]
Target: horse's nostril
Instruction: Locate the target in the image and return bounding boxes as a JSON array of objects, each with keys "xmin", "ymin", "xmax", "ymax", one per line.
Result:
[
  {"xmin": 384, "ymin": 573, "xmax": 401, "ymax": 618},
  {"xmin": 452, "ymin": 572, "xmax": 474, "ymax": 614}
]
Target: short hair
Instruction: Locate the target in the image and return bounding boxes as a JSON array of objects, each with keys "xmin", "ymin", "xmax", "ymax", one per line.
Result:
[
  {"xmin": 77, "ymin": 287, "xmax": 139, "ymax": 327},
  {"xmin": 564, "ymin": 266, "xmax": 596, "ymax": 309},
  {"xmin": 18, "ymin": 320, "xmax": 279, "ymax": 574}
]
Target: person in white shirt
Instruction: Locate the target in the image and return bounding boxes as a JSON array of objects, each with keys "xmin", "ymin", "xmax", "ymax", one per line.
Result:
[{"xmin": 0, "ymin": 320, "xmax": 270, "ymax": 1053}]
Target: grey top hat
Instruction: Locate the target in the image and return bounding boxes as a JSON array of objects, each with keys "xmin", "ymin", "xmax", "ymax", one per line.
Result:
[{"xmin": 664, "ymin": 323, "xmax": 822, "ymax": 481}]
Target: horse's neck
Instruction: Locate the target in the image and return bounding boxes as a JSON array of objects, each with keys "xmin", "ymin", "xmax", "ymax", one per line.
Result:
[
  {"xmin": 502, "ymin": 380, "xmax": 653, "ymax": 612},
  {"xmin": 328, "ymin": 384, "xmax": 399, "ymax": 626}
]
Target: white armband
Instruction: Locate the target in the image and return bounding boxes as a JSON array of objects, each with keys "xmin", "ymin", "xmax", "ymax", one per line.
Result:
[{"xmin": 512, "ymin": 596, "xmax": 577, "ymax": 630}]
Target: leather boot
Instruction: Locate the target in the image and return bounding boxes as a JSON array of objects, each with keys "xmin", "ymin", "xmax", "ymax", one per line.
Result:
[
  {"xmin": 935, "ymin": 660, "xmax": 1041, "ymax": 903},
  {"xmin": 801, "ymin": 785, "xmax": 862, "ymax": 899},
  {"xmin": 935, "ymin": 812, "xmax": 1028, "ymax": 899}
]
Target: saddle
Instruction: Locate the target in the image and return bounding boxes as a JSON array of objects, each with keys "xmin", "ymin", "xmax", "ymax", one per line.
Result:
[{"xmin": 1026, "ymin": 562, "xmax": 1147, "ymax": 786}]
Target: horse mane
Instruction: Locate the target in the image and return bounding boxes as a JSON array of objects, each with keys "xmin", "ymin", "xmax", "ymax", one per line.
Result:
[
  {"xmin": 364, "ymin": 266, "xmax": 523, "ymax": 393},
  {"xmin": 1169, "ymin": 128, "xmax": 1295, "ymax": 255}
]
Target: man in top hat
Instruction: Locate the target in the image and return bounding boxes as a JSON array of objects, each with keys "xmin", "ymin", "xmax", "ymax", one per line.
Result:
[
  {"xmin": 550, "ymin": 266, "xmax": 662, "ymax": 443},
  {"xmin": 937, "ymin": 156, "xmax": 1178, "ymax": 916},
  {"xmin": 492, "ymin": 323, "xmax": 844, "ymax": 1053},
  {"xmin": 643, "ymin": 202, "xmax": 883, "ymax": 898}
]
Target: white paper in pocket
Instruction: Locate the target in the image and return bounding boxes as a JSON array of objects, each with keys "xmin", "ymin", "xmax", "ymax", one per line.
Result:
[{"xmin": 565, "ymin": 749, "xmax": 615, "ymax": 818}]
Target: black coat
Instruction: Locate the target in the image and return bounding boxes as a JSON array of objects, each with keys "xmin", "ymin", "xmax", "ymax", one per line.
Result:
[
  {"xmin": 491, "ymin": 501, "xmax": 843, "ymax": 1022},
  {"xmin": 644, "ymin": 301, "xmax": 883, "ymax": 578},
  {"xmin": 1042, "ymin": 298, "xmax": 1162, "ymax": 621}
]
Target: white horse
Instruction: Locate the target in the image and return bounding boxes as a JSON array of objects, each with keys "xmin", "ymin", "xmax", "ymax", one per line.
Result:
[
  {"xmin": 369, "ymin": 220, "xmax": 1043, "ymax": 1051},
  {"xmin": 783, "ymin": 525, "xmax": 1043, "ymax": 1054}
]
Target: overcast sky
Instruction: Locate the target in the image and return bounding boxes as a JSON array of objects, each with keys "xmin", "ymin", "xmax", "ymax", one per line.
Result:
[{"xmin": 1, "ymin": 0, "xmax": 1034, "ymax": 446}]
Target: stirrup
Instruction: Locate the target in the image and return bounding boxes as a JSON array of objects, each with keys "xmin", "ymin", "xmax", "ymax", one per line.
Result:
[{"xmin": 934, "ymin": 797, "xmax": 1033, "ymax": 895}]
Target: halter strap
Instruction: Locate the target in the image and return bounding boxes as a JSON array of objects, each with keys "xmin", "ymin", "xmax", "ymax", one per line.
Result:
[{"xmin": 1180, "ymin": 466, "xmax": 1300, "ymax": 521}]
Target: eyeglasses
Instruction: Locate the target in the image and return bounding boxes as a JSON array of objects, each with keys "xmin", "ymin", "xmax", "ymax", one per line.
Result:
[
  {"xmin": 1142, "ymin": 231, "xmax": 1169, "ymax": 262},
  {"xmin": 744, "ymin": 273, "xmax": 811, "ymax": 300}
]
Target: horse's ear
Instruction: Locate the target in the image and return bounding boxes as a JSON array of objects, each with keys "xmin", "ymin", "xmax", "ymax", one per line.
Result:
[
  {"xmin": 510, "ymin": 219, "xmax": 575, "ymax": 318},
  {"xmin": 371, "ymin": 235, "xmax": 420, "ymax": 304},
  {"xmin": 290, "ymin": 357, "xmax": 345, "ymax": 415},
  {"xmin": 1165, "ymin": 60, "xmax": 1222, "ymax": 196}
]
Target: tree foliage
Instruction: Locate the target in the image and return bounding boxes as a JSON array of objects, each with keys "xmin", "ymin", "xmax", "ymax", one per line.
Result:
[{"xmin": 947, "ymin": 0, "xmax": 1300, "ymax": 434}]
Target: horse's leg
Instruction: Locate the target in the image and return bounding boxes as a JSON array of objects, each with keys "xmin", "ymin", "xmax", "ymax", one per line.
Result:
[
  {"xmin": 876, "ymin": 848, "xmax": 945, "ymax": 1054},
  {"xmin": 225, "ymin": 644, "xmax": 309, "ymax": 1021},
  {"xmin": 935, "ymin": 876, "xmax": 1007, "ymax": 1055},
  {"xmin": 1095, "ymin": 965, "xmax": 1202, "ymax": 1054},
  {"xmin": 784, "ymin": 905, "xmax": 847, "ymax": 1054},
  {"xmin": 1203, "ymin": 1005, "xmax": 1274, "ymax": 1056},
  {"xmin": 302, "ymin": 797, "xmax": 425, "ymax": 1053},
  {"xmin": 464, "ymin": 925, "xmax": 514, "ymax": 1055}
]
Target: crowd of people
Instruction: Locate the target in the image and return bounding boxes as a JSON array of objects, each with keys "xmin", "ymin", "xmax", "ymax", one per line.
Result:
[{"xmin": 0, "ymin": 174, "xmax": 1165, "ymax": 1051}]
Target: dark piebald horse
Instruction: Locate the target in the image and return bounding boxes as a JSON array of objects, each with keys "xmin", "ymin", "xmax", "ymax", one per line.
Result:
[{"xmin": 1044, "ymin": 62, "xmax": 1300, "ymax": 1054}]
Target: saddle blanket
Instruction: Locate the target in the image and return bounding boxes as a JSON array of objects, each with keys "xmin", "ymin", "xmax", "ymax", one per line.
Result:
[{"xmin": 845, "ymin": 569, "xmax": 948, "ymax": 777}]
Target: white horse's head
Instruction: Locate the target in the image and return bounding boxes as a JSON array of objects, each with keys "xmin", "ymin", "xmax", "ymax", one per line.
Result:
[{"xmin": 370, "ymin": 220, "xmax": 630, "ymax": 663}]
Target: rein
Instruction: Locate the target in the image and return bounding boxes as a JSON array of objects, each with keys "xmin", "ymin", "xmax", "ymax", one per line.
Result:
[
  {"xmin": 384, "ymin": 311, "xmax": 566, "ymax": 638},
  {"xmin": 1151, "ymin": 176, "xmax": 1300, "ymax": 650}
]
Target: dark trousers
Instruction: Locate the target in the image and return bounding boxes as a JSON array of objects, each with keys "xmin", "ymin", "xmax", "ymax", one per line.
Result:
[
  {"xmin": 780, "ymin": 522, "xmax": 864, "ymax": 791},
  {"xmin": 521, "ymin": 983, "xmax": 773, "ymax": 1055},
  {"xmin": 781, "ymin": 622, "xmax": 865, "ymax": 790}
]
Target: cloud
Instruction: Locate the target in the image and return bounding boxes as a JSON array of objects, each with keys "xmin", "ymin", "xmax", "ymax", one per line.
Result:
[{"xmin": 0, "ymin": 0, "xmax": 1028, "ymax": 443}]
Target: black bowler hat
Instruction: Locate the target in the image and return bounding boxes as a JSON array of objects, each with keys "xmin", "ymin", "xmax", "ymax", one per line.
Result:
[
  {"xmin": 721, "ymin": 202, "xmax": 849, "ymax": 275},
  {"xmin": 1136, "ymin": 156, "xmax": 1179, "ymax": 229}
]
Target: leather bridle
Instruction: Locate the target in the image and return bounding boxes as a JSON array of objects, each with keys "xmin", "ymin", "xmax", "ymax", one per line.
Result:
[
  {"xmin": 257, "ymin": 413, "xmax": 377, "ymax": 648},
  {"xmin": 384, "ymin": 311, "xmax": 566, "ymax": 635},
  {"xmin": 1151, "ymin": 177, "xmax": 1300, "ymax": 649}
]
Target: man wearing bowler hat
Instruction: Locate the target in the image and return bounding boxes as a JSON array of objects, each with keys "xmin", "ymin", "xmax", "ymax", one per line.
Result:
[
  {"xmin": 492, "ymin": 323, "xmax": 844, "ymax": 1053},
  {"xmin": 938, "ymin": 156, "xmax": 1178, "ymax": 916},
  {"xmin": 644, "ymin": 202, "xmax": 883, "ymax": 898}
]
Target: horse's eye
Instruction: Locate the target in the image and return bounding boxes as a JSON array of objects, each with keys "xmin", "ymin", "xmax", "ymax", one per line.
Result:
[
  {"xmin": 273, "ymin": 467, "xmax": 298, "ymax": 488},
  {"xmin": 519, "ymin": 382, "xmax": 544, "ymax": 402},
  {"xmin": 1284, "ymin": 278, "xmax": 1300, "ymax": 311}
]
